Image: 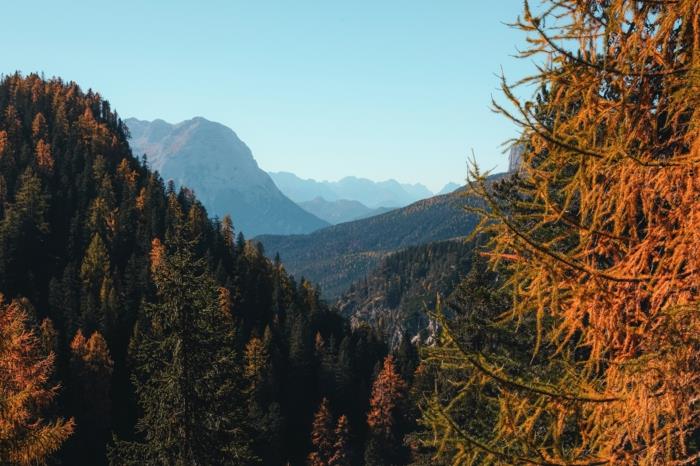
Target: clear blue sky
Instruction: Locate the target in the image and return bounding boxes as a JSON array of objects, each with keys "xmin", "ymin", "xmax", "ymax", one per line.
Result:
[{"xmin": 2, "ymin": 0, "xmax": 536, "ymax": 192}]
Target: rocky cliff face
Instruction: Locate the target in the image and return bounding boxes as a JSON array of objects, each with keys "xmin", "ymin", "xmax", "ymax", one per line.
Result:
[
  {"xmin": 508, "ymin": 144, "xmax": 525, "ymax": 173},
  {"xmin": 126, "ymin": 117, "xmax": 329, "ymax": 236}
]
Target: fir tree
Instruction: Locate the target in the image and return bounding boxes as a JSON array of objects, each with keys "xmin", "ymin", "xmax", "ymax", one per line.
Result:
[
  {"xmin": 67, "ymin": 330, "xmax": 114, "ymax": 465},
  {"xmin": 38, "ymin": 317, "xmax": 59, "ymax": 357},
  {"xmin": 109, "ymin": 237, "xmax": 257, "ymax": 465},
  {"xmin": 245, "ymin": 331, "xmax": 284, "ymax": 465},
  {"xmin": 79, "ymin": 233, "xmax": 111, "ymax": 332},
  {"xmin": 221, "ymin": 214, "xmax": 235, "ymax": 251},
  {"xmin": 244, "ymin": 335, "xmax": 269, "ymax": 396},
  {"xmin": 0, "ymin": 168, "xmax": 50, "ymax": 300}
]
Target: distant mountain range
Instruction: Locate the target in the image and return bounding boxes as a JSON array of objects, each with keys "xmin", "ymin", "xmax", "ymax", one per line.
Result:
[
  {"xmin": 298, "ymin": 197, "xmax": 394, "ymax": 225},
  {"xmin": 256, "ymin": 182, "xmax": 497, "ymax": 298},
  {"xmin": 437, "ymin": 182, "xmax": 461, "ymax": 195},
  {"xmin": 125, "ymin": 115, "xmax": 502, "ymax": 345},
  {"xmin": 269, "ymin": 172, "xmax": 433, "ymax": 208},
  {"xmin": 125, "ymin": 117, "xmax": 329, "ymax": 237}
]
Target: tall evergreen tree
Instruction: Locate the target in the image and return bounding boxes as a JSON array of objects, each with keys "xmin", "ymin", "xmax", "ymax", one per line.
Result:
[
  {"xmin": 109, "ymin": 236, "xmax": 256, "ymax": 465},
  {"xmin": 79, "ymin": 233, "xmax": 111, "ymax": 331},
  {"xmin": 0, "ymin": 168, "xmax": 50, "ymax": 302},
  {"xmin": 244, "ymin": 333, "xmax": 284, "ymax": 466},
  {"xmin": 244, "ymin": 335, "xmax": 269, "ymax": 396},
  {"xmin": 221, "ymin": 214, "xmax": 235, "ymax": 251},
  {"xmin": 66, "ymin": 329, "xmax": 114, "ymax": 465}
]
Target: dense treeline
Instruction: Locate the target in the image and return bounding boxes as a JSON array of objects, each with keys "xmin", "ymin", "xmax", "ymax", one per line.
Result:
[
  {"xmin": 256, "ymin": 185, "xmax": 489, "ymax": 298},
  {"xmin": 0, "ymin": 73, "xmax": 416, "ymax": 465},
  {"xmin": 336, "ymin": 239, "xmax": 476, "ymax": 348}
]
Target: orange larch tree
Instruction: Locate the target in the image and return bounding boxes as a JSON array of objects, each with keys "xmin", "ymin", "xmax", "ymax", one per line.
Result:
[
  {"xmin": 0, "ymin": 295, "xmax": 74, "ymax": 465},
  {"xmin": 328, "ymin": 415, "xmax": 351, "ymax": 466},
  {"xmin": 365, "ymin": 355, "xmax": 408, "ymax": 465},
  {"xmin": 367, "ymin": 355, "xmax": 406, "ymax": 437},
  {"xmin": 308, "ymin": 398, "xmax": 335, "ymax": 466},
  {"xmin": 421, "ymin": 1, "xmax": 700, "ymax": 465}
]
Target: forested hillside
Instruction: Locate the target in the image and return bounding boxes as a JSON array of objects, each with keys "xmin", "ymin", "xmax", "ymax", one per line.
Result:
[
  {"xmin": 336, "ymin": 238, "xmax": 476, "ymax": 348},
  {"xmin": 0, "ymin": 74, "xmax": 414, "ymax": 466},
  {"xmin": 256, "ymin": 184, "xmax": 497, "ymax": 298},
  {"xmin": 298, "ymin": 197, "xmax": 392, "ymax": 225}
]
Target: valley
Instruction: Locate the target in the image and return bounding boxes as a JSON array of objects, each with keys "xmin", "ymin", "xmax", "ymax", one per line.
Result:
[
  {"xmin": 256, "ymin": 175, "xmax": 503, "ymax": 300},
  {"xmin": 4, "ymin": 1, "xmax": 697, "ymax": 464}
]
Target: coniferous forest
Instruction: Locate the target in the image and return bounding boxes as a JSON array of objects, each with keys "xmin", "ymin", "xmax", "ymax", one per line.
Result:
[
  {"xmin": 2, "ymin": 1, "xmax": 700, "ymax": 466},
  {"xmin": 0, "ymin": 74, "xmax": 409, "ymax": 465}
]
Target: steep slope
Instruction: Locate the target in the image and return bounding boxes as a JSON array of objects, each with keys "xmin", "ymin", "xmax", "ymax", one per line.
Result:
[
  {"xmin": 336, "ymin": 239, "xmax": 476, "ymax": 348},
  {"xmin": 353, "ymin": 205, "xmax": 394, "ymax": 220},
  {"xmin": 269, "ymin": 171, "xmax": 433, "ymax": 208},
  {"xmin": 256, "ymin": 184, "xmax": 494, "ymax": 298},
  {"xmin": 0, "ymin": 74, "xmax": 389, "ymax": 466},
  {"xmin": 126, "ymin": 118, "xmax": 329, "ymax": 236},
  {"xmin": 298, "ymin": 197, "xmax": 393, "ymax": 224}
]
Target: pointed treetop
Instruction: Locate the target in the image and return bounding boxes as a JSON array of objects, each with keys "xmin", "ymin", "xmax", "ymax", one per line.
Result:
[{"xmin": 367, "ymin": 355, "xmax": 406, "ymax": 437}]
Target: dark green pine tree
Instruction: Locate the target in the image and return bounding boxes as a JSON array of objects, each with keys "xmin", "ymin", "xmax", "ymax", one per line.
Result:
[
  {"xmin": 0, "ymin": 167, "xmax": 50, "ymax": 302},
  {"xmin": 109, "ymin": 235, "xmax": 257, "ymax": 465},
  {"xmin": 65, "ymin": 329, "xmax": 114, "ymax": 465},
  {"xmin": 395, "ymin": 335, "xmax": 418, "ymax": 384}
]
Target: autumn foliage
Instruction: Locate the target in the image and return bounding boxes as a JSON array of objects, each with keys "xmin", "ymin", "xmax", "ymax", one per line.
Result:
[
  {"xmin": 149, "ymin": 237, "xmax": 165, "ymax": 274},
  {"xmin": 365, "ymin": 355, "xmax": 408, "ymax": 465},
  {"xmin": 308, "ymin": 399, "xmax": 352, "ymax": 466},
  {"xmin": 308, "ymin": 398, "xmax": 335, "ymax": 466},
  {"xmin": 367, "ymin": 355, "xmax": 406, "ymax": 437},
  {"xmin": 0, "ymin": 295, "xmax": 74, "ymax": 465},
  {"xmin": 422, "ymin": 1, "xmax": 700, "ymax": 465},
  {"xmin": 329, "ymin": 415, "xmax": 351, "ymax": 466}
]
